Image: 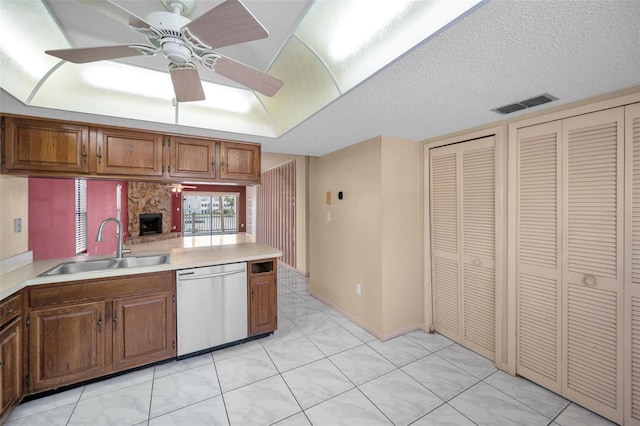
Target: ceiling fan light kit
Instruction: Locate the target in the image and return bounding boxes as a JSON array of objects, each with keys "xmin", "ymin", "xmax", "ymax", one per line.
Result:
[{"xmin": 44, "ymin": 0, "xmax": 284, "ymax": 102}]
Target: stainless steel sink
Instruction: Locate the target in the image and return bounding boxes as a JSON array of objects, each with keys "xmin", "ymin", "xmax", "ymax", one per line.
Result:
[
  {"xmin": 40, "ymin": 254, "xmax": 170, "ymax": 276},
  {"xmin": 115, "ymin": 254, "xmax": 171, "ymax": 269}
]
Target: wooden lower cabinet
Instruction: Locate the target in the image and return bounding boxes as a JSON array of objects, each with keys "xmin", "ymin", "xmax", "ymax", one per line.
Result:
[
  {"xmin": 29, "ymin": 302, "xmax": 106, "ymax": 392},
  {"xmin": 0, "ymin": 318, "xmax": 22, "ymax": 423},
  {"xmin": 112, "ymin": 291, "xmax": 175, "ymax": 371},
  {"xmin": 0, "ymin": 293, "xmax": 23, "ymax": 423},
  {"xmin": 248, "ymin": 259, "xmax": 277, "ymax": 336},
  {"xmin": 26, "ymin": 272, "xmax": 175, "ymax": 394}
]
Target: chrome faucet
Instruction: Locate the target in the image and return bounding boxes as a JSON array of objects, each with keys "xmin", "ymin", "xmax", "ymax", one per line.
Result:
[{"xmin": 96, "ymin": 217, "xmax": 125, "ymax": 259}]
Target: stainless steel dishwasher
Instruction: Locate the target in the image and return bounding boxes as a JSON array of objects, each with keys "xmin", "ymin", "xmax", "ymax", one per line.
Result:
[{"xmin": 176, "ymin": 262, "xmax": 248, "ymax": 357}]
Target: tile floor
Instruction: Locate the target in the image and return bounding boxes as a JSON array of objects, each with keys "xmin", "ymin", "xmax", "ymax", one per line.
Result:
[{"xmin": 6, "ymin": 265, "xmax": 617, "ymax": 426}]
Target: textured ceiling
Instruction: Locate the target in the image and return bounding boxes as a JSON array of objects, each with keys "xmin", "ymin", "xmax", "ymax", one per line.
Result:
[
  {"xmin": 259, "ymin": 0, "xmax": 640, "ymax": 155},
  {"xmin": 1, "ymin": 0, "xmax": 639, "ymax": 156}
]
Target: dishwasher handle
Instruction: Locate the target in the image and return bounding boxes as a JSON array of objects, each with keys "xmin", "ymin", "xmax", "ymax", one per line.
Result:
[{"xmin": 177, "ymin": 268, "xmax": 246, "ymax": 281}]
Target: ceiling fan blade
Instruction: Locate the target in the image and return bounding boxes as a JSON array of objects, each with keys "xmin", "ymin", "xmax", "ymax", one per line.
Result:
[
  {"xmin": 78, "ymin": 0, "xmax": 153, "ymax": 31},
  {"xmin": 170, "ymin": 65, "xmax": 205, "ymax": 102},
  {"xmin": 214, "ymin": 56, "xmax": 284, "ymax": 97},
  {"xmin": 45, "ymin": 45, "xmax": 151, "ymax": 63},
  {"xmin": 185, "ymin": 0, "xmax": 268, "ymax": 49}
]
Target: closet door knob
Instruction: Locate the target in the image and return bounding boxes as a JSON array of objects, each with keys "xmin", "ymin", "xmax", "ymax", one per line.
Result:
[
  {"xmin": 583, "ymin": 274, "xmax": 597, "ymax": 286},
  {"xmin": 473, "ymin": 258, "xmax": 481, "ymax": 266}
]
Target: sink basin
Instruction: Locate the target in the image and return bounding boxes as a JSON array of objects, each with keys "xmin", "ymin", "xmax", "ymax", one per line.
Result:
[
  {"xmin": 40, "ymin": 254, "xmax": 171, "ymax": 276},
  {"xmin": 115, "ymin": 254, "xmax": 171, "ymax": 269},
  {"xmin": 40, "ymin": 259, "xmax": 120, "ymax": 276}
]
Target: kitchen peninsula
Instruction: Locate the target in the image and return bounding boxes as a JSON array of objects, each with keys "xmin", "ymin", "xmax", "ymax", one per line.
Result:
[{"xmin": 0, "ymin": 236, "xmax": 281, "ymax": 422}]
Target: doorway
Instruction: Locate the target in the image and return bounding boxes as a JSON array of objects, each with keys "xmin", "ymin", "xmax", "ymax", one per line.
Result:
[{"xmin": 182, "ymin": 194, "xmax": 238, "ymax": 235}]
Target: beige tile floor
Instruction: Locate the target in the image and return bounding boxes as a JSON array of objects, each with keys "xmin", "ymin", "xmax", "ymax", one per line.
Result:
[{"xmin": 6, "ymin": 265, "xmax": 617, "ymax": 425}]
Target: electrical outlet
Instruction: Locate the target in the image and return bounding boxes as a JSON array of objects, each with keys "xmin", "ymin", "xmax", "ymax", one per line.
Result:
[
  {"xmin": 13, "ymin": 218, "xmax": 22, "ymax": 233},
  {"xmin": 355, "ymin": 283, "xmax": 361, "ymax": 295}
]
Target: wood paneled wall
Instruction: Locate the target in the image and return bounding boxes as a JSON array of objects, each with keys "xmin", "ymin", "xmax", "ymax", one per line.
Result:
[{"xmin": 257, "ymin": 161, "xmax": 296, "ymax": 268}]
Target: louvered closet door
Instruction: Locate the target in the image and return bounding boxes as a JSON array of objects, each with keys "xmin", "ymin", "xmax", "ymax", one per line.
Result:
[
  {"xmin": 515, "ymin": 121, "xmax": 563, "ymax": 394},
  {"xmin": 625, "ymin": 102, "xmax": 640, "ymax": 426},
  {"xmin": 562, "ymin": 107, "xmax": 624, "ymax": 424},
  {"xmin": 460, "ymin": 138, "xmax": 496, "ymax": 359},
  {"xmin": 430, "ymin": 137, "xmax": 496, "ymax": 360},
  {"xmin": 430, "ymin": 144, "xmax": 461, "ymax": 342}
]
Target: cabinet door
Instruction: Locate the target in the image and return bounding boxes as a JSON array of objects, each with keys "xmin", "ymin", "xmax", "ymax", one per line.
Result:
[
  {"xmin": 2, "ymin": 117, "xmax": 89, "ymax": 174},
  {"xmin": 29, "ymin": 302, "xmax": 106, "ymax": 392},
  {"xmin": 248, "ymin": 274, "xmax": 277, "ymax": 336},
  {"xmin": 169, "ymin": 137, "xmax": 217, "ymax": 179},
  {"xmin": 94, "ymin": 128, "xmax": 164, "ymax": 177},
  {"xmin": 112, "ymin": 291, "xmax": 175, "ymax": 371},
  {"xmin": 625, "ymin": 102, "xmax": 640, "ymax": 426},
  {"xmin": 0, "ymin": 318, "xmax": 22, "ymax": 421},
  {"xmin": 219, "ymin": 142, "xmax": 260, "ymax": 182}
]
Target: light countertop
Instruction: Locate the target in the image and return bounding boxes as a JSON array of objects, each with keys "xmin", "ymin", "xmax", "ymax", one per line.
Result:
[{"xmin": 0, "ymin": 236, "xmax": 282, "ymax": 300}]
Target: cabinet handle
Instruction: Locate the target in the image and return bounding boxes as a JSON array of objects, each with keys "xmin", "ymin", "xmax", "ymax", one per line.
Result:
[
  {"xmin": 211, "ymin": 157, "xmax": 216, "ymax": 167},
  {"xmin": 81, "ymin": 144, "xmax": 87, "ymax": 159},
  {"xmin": 583, "ymin": 274, "xmax": 597, "ymax": 287},
  {"xmin": 113, "ymin": 310, "xmax": 118, "ymax": 330},
  {"xmin": 96, "ymin": 146, "xmax": 102, "ymax": 165},
  {"xmin": 0, "ymin": 361, "xmax": 4, "ymax": 366},
  {"xmin": 251, "ymin": 288, "xmax": 255, "ymax": 301},
  {"xmin": 221, "ymin": 157, "xmax": 225, "ymax": 172},
  {"xmin": 5, "ymin": 308, "xmax": 13, "ymax": 315},
  {"xmin": 98, "ymin": 312, "xmax": 102, "ymax": 332}
]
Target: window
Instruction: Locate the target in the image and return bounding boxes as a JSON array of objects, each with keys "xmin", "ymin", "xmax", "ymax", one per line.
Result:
[{"xmin": 75, "ymin": 179, "xmax": 87, "ymax": 254}]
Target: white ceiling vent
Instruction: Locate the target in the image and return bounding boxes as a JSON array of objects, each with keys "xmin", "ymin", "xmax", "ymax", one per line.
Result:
[{"xmin": 492, "ymin": 93, "xmax": 558, "ymax": 115}]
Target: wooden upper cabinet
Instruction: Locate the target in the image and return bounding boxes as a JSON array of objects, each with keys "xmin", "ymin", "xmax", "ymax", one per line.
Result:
[
  {"xmin": 2, "ymin": 116, "xmax": 89, "ymax": 174},
  {"xmin": 93, "ymin": 128, "xmax": 164, "ymax": 177},
  {"xmin": 1, "ymin": 115, "xmax": 262, "ymax": 183},
  {"xmin": 169, "ymin": 137, "xmax": 217, "ymax": 179},
  {"xmin": 220, "ymin": 141, "xmax": 260, "ymax": 182}
]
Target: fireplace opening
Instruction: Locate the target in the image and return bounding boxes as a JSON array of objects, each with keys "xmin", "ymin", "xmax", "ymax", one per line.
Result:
[{"xmin": 139, "ymin": 213, "xmax": 162, "ymax": 236}]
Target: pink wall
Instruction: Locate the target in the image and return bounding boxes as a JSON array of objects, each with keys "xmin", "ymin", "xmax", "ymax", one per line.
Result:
[
  {"xmin": 86, "ymin": 180, "xmax": 128, "ymax": 256},
  {"xmin": 28, "ymin": 178, "xmax": 76, "ymax": 259},
  {"xmin": 28, "ymin": 178, "xmax": 128, "ymax": 259}
]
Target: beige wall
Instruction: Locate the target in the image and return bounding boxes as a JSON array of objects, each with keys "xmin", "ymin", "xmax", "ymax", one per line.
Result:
[
  {"xmin": 309, "ymin": 136, "xmax": 423, "ymax": 339},
  {"xmin": 261, "ymin": 153, "xmax": 310, "ymax": 274},
  {"xmin": 380, "ymin": 136, "xmax": 424, "ymax": 336},
  {"xmin": 0, "ymin": 175, "xmax": 29, "ymax": 260}
]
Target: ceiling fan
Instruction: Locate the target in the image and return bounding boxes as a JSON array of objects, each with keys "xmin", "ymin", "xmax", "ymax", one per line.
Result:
[
  {"xmin": 45, "ymin": 0, "xmax": 284, "ymax": 102},
  {"xmin": 166, "ymin": 183, "xmax": 197, "ymax": 192}
]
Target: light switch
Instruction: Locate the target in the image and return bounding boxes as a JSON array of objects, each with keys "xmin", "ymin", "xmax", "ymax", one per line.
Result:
[{"xmin": 14, "ymin": 218, "xmax": 22, "ymax": 233}]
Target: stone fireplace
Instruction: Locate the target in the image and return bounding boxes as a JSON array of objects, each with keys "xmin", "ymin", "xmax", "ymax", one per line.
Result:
[{"xmin": 127, "ymin": 182, "xmax": 177, "ymax": 244}]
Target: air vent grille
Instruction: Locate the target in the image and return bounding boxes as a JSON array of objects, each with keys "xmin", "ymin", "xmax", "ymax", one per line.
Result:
[{"xmin": 492, "ymin": 93, "xmax": 558, "ymax": 115}]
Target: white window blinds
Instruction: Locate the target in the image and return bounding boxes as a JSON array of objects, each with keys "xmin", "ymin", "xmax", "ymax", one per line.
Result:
[{"xmin": 75, "ymin": 179, "xmax": 87, "ymax": 254}]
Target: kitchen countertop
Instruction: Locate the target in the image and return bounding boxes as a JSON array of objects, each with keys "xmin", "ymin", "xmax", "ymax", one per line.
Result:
[{"xmin": 0, "ymin": 236, "xmax": 282, "ymax": 300}]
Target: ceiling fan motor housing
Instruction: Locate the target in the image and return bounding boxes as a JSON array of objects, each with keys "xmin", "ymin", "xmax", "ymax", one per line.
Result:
[{"xmin": 145, "ymin": 11, "xmax": 193, "ymax": 64}]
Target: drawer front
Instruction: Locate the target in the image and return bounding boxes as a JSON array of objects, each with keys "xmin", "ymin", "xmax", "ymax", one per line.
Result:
[
  {"xmin": 0, "ymin": 294, "xmax": 22, "ymax": 327},
  {"xmin": 29, "ymin": 272, "xmax": 174, "ymax": 308}
]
